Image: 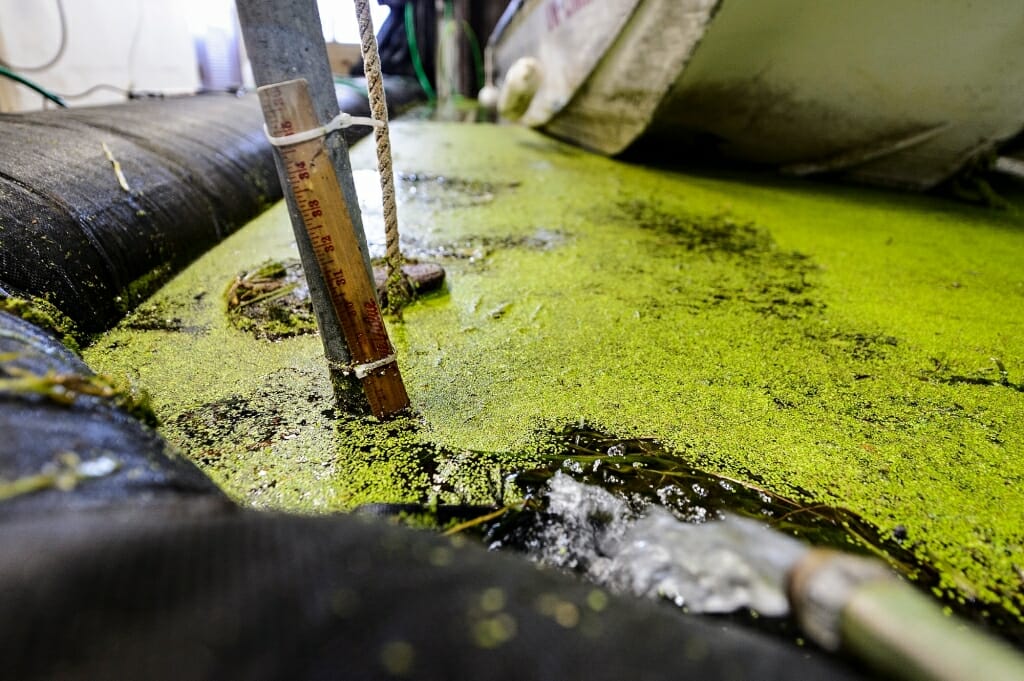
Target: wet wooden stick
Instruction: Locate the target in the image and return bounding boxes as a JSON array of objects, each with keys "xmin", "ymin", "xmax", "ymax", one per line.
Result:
[{"xmin": 257, "ymin": 78, "xmax": 409, "ymax": 418}]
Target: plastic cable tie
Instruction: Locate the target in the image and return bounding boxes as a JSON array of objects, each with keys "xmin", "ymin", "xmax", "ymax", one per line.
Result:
[
  {"xmin": 264, "ymin": 111, "xmax": 385, "ymax": 147},
  {"xmin": 352, "ymin": 354, "xmax": 397, "ymax": 379}
]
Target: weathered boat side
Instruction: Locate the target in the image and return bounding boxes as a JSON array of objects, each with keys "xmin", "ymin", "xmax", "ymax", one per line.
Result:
[
  {"xmin": 492, "ymin": 0, "xmax": 1024, "ymax": 189},
  {"xmin": 646, "ymin": 0, "xmax": 1024, "ymax": 188},
  {"xmin": 540, "ymin": 0, "xmax": 720, "ymax": 155},
  {"xmin": 493, "ymin": 0, "xmax": 645, "ymax": 132}
]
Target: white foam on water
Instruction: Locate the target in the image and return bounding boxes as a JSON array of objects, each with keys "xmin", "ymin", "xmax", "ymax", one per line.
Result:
[{"xmin": 532, "ymin": 472, "xmax": 808, "ymax": 616}]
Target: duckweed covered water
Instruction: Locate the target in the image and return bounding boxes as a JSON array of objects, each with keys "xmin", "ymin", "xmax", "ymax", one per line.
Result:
[{"xmin": 84, "ymin": 122, "xmax": 1024, "ymax": 631}]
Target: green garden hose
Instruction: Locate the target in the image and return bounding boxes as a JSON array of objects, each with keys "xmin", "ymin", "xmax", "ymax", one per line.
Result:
[
  {"xmin": 404, "ymin": 2, "xmax": 435, "ymax": 101},
  {"xmin": 0, "ymin": 65, "xmax": 66, "ymax": 108}
]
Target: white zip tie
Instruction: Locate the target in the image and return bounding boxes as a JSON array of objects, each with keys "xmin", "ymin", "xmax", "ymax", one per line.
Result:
[
  {"xmin": 351, "ymin": 354, "xmax": 397, "ymax": 379},
  {"xmin": 264, "ymin": 111, "xmax": 384, "ymax": 147}
]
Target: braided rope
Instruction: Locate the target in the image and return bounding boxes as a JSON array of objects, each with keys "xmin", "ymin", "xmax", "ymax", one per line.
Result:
[{"xmin": 354, "ymin": 0, "xmax": 410, "ymax": 312}]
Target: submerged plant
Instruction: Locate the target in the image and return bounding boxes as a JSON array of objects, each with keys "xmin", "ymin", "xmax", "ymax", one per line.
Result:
[
  {"xmin": 225, "ymin": 259, "xmax": 318, "ymax": 340},
  {"xmin": 0, "ymin": 452, "xmax": 120, "ymax": 502},
  {"xmin": 0, "ymin": 365, "xmax": 157, "ymax": 426}
]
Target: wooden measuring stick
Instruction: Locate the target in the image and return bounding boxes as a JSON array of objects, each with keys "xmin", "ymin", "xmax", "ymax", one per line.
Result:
[{"xmin": 257, "ymin": 78, "xmax": 409, "ymax": 418}]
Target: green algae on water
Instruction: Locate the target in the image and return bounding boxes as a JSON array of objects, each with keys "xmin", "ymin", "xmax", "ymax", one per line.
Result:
[
  {"xmin": 0, "ymin": 295, "xmax": 82, "ymax": 353},
  {"xmin": 85, "ymin": 121, "xmax": 1024, "ymax": 624},
  {"xmin": 119, "ymin": 263, "xmax": 174, "ymax": 314}
]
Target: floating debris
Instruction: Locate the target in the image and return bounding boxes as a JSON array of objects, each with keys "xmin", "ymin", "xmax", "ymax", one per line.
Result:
[{"xmin": 227, "ymin": 259, "xmax": 446, "ymax": 340}]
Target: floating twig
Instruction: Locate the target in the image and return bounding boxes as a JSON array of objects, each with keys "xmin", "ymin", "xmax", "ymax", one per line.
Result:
[{"xmin": 101, "ymin": 142, "xmax": 131, "ymax": 193}]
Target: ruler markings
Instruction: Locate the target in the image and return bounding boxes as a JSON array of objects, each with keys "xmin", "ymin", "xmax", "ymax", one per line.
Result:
[{"xmin": 257, "ymin": 78, "xmax": 409, "ymax": 417}]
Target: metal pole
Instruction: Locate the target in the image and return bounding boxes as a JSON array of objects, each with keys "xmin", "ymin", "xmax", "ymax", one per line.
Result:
[
  {"xmin": 235, "ymin": 0, "xmax": 375, "ymax": 403},
  {"xmin": 788, "ymin": 549, "xmax": 1024, "ymax": 681}
]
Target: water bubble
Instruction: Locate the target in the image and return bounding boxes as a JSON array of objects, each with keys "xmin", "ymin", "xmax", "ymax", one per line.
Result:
[
  {"xmin": 656, "ymin": 484, "xmax": 686, "ymax": 507},
  {"xmin": 687, "ymin": 506, "xmax": 709, "ymax": 523},
  {"xmin": 561, "ymin": 459, "xmax": 584, "ymax": 474}
]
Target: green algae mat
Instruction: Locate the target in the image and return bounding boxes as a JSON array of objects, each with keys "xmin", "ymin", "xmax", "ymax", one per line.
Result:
[{"xmin": 85, "ymin": 122, "xmax": 1024, "ymax": 621}]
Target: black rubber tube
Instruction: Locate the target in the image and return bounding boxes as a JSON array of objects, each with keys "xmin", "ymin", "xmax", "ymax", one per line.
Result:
[
  {"xmin": 0, "ymin": 310, "xmax": 229, "ymax": 517},
  {"xmin": 0, "ymin": 94, "xmax": 280, "ymax": 335},
  {"xmin": 0, "ymin": 82, "xmax": 424, "ymax": 338}
]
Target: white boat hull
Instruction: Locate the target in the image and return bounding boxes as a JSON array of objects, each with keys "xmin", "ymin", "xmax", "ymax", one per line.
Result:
[{"xmin": 492, "ymin": 0, "xmax": 1024, "ymax": 189}]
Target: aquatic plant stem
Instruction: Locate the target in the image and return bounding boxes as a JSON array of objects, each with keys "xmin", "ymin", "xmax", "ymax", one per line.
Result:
[{"xmin": 442, "ymin": 503, "xmax": 522, "ymax": 536}]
